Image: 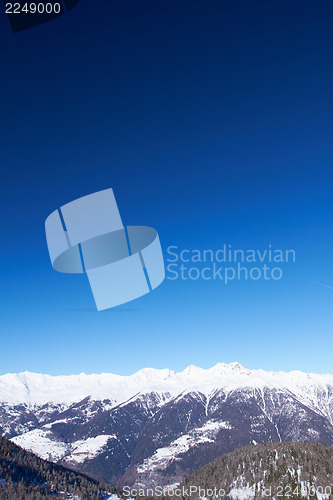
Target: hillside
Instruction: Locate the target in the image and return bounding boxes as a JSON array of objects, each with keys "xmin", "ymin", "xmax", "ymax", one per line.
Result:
[
  {"xmin": 0, "ymin": 363, "xmax": 332, "ymax": 487},
  {"xmin": 179, "ymin": 442, "xmax": 333, "ymax": 499},
  {"xmin": 0, "ymin": 436, "xmax": 115, "ymax": 500}
]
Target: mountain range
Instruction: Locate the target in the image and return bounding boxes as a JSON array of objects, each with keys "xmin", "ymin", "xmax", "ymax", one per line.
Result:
[{"xmin": 0, "ymin": 363, "xmax": 332, "ymax": 488}]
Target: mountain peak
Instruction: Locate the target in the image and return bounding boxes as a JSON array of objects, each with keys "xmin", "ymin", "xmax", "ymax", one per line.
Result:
[
  {"xmin": 0, "ymin": 363, "xmax": 332, "ymax": 405},
  {"xmin": 212, "ymin": 361, "xmax": 245, "ymax": 370},
  {"xmin": 229, "ymin": 361, "xmax": 245, "ymax": 369},
  {"xmin": 130, "ymin": 367, "xmax": 174, "ymax": 382},
  {"xmin": 182, "ymin": 364, "xmax": 204, "ymax": 376}
]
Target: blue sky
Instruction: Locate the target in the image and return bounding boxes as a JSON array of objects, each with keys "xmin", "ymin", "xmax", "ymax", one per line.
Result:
[{"xmin": 1, "ymin": 0, "xmax": 333, "ymax": 375}]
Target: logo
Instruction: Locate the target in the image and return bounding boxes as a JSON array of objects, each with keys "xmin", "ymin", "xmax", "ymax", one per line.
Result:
[{"xmin": 45, "ymin": 188, "xmax": 165, "ymax": 310}]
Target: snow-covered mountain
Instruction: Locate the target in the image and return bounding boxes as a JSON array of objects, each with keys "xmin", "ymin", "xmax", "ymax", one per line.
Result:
[{"xmin": 0, "ymin": 363, "xmax": 332, "ymax": 488}]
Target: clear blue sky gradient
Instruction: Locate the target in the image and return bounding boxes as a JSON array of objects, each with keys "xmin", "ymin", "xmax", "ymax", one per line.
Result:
[{"xmin": 1, "ymin": 0, "xmax": 333, "ymax": 375}]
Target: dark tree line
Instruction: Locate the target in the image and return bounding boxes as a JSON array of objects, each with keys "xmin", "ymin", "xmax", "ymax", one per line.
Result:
[{"xmin": 178, "ymin": 442, "xmax": 333, "ymax": 500}]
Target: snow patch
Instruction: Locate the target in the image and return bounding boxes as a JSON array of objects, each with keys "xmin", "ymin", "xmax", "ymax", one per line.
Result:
[
  {"xmin": 228, "ymin": 484, "xmax": 256, "ymax": 499},
  {"xmin": 137, "ymin": 420, "xmax": 231, "ymax": 473},
  {"xmin": 11, "ymin": 431, "xmax": 117, "ymax": 465},
  {"xmin": 69, "ymin": 435, "xmax": 116, "ymax": 463},
  {"xmin": 11, "ymin": 429, "xmax": 68, "ymax": 461}
]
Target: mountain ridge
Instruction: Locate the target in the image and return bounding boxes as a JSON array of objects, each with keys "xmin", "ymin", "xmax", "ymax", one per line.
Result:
[
  {"xmin": 1, "ymin": 362, "xmax": 332, "ymax": 405},
  {"xmin": 1, "ymin": 362, "xmax": 332, "ymax": 488}
]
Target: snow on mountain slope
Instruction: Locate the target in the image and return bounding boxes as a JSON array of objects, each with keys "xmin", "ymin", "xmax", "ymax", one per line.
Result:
[
  {"xmin": 69, "ymin": 435, "xmax": 117, "ymax": 464},
  {"xmin": 11, "ymin": 428, "xmax": 116, "ymax": 464},
  {"xmin": 12, "ymin": 428, "xmax": 69, "ymax": 461},
  {"xmin": 1, "ymin": 363, "xmax": 333, "ymax": 488},
  {"xmin": 0, "ymin": 363, "xmax": 332, "ymax": 406},
  {"xmin": 137, "ymin": 420, "xmax": 232, "ymax": 473}
]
